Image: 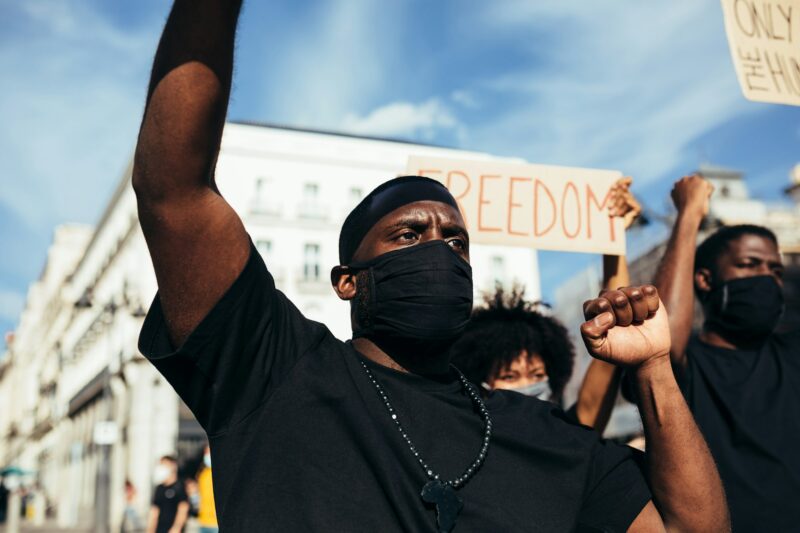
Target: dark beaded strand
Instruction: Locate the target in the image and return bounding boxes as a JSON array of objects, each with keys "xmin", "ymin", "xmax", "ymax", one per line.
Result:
[{"xmin": 359, "ymin": 360, "xmax": 492, "ymax": 489}]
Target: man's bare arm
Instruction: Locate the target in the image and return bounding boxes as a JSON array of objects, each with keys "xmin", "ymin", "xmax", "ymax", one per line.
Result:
[
  {"xmin": 582, "ymin": 287, "xmax": 729, "ymax": 532},
  {"xmin": 631, "ymin": 356, "xmax": 728, "ymax": 532},
  {"xmin": 132, "ymin": 0, "xmax": 249, "ymax": 347},
  {"xmin": 653, "ymin": 176, "xmax": 713, "ymax": 369}
]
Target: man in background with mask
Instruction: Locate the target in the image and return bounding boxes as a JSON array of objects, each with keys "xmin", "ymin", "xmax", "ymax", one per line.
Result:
[
  {"xmin": 132, "ymin": 1, "xmax": 727, "ymax": 531},
  {"xmin": 147, "ymin": 456, "xmax": 189, "ymax": 533},
  {"xmin": 655, "ymin": 174, "xmax": 799, "ymax": 532}
]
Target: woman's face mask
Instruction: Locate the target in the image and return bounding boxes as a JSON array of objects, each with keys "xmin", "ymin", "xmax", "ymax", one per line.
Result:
[
  {"xmin": 481, "ymin": 378, "xmax": 552, "ymax": 402},
  {"xmin": 508, "ymin": 378, "xmax": 552, "ymax": 401},
  {"xmin": 348, "ymin": 240, "xmax": 473, "ymax": 345}
]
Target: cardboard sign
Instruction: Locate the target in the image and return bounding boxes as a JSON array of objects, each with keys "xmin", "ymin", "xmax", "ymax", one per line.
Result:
[
  {"xmin": 406, "ymin": 156, "xmax": 625, "ymax": 255},
  {"xmin": 721, "ymin": 0, "xmax": 800, "ymax": 106}
]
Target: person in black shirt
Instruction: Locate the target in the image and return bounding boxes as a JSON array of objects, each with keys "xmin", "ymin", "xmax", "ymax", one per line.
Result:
[
  {"xmin": 132, "ymin": 1, "xmax": 728, "ymax": 531},
  {"xmin": 655, "ymin": 174, "xmax": 799, "ymax": 532},
  {"xmin": 147, "ymin": 456, "xmax": 189, "ymax": 533}
]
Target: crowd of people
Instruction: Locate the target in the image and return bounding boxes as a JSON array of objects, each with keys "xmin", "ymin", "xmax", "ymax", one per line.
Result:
[{"xmin": 125, "ymin": 0, "xmax": 797, "ymax": 531}]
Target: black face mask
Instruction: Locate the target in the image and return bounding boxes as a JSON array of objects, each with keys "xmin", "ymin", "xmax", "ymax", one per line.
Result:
[
  {"xmin": 348, "ymin": 240, "xmax": 473, "ymax": 345},
  {"xmin": 704, "ymin": 275, "xmax": 784, "ymax": 339}
]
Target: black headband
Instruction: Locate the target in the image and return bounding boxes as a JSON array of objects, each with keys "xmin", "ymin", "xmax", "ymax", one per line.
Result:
[{"xmin": 338, "ymin": 175, "xmax": 460, "ymax": 264}]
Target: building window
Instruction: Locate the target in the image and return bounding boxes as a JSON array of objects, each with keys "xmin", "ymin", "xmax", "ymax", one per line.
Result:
[
  {"xmin": 304, "ymin": 244, "xmax": 321, "ymax": 281},
  {"xmin": 491, "ymin": 256, "xmax": 505, "ymax": 284},
  {"xmin": 256, "ymin": 240, "xmax": 272, "ymax": 258},
  {"xmin": 304, "ymin": 183, "xmax": 319, "ymax": 199},
  {"xmin": 299, "ymin": 183, "xmax": 328, "ymax": 219},
  {"xmin": 250, "ymin": 176, "xmax": 281, "ymax": 216}
]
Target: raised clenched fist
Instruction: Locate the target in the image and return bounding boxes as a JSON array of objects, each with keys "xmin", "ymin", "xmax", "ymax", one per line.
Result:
[
  {"xmin": 580, "ymin": 285, "xmax": 670, "ymax": 367},
  {"xmin": 671, "ymin": 175, "xmax": 714, "ymax": 220}
]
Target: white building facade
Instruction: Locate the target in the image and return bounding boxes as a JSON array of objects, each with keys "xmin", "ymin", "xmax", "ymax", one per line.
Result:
[{"xmin": 0, "ymin": 122, "xmax": 541, "ymax": 530}]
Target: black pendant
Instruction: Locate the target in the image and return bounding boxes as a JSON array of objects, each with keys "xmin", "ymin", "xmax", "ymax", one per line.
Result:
[{"xmin": 421, "ymin": 480, "xmax": 463, "ymax": 533}]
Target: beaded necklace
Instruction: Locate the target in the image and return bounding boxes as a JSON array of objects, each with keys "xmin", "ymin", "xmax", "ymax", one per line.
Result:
[{"xmin": 359, "ymin": 360, "xmax": 492, "ymax": 533}]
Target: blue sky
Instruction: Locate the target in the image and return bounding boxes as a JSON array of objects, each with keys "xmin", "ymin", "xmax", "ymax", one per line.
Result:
[{"xmin": 2, "ymin": 0, "xmax": 799, "ymax": 344}]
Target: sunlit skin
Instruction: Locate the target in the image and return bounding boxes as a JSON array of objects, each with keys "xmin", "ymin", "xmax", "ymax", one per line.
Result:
[
  {"xmin": 695, "ymin": 234, "xmax": 784, "ymax": 350},
  {"xmin": 330, "ymin": 200, "xmax": 469, "ymax": 375},
  {"xmin": 489, "ymin": 351, "xmax": 548, "ymax": 390}
]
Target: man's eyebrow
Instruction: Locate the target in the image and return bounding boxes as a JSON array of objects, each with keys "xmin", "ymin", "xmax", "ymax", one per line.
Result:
[
  {"xmin": 383, "ymin": 216, "xmax": 429, "ymax": 232},
  {"xmin": 441, "ymin": 220, "xmax": 469, "ymax": 239},
  {"xmin": 441, "ymin": 221, "xmax": 467, "ymax": 233}
]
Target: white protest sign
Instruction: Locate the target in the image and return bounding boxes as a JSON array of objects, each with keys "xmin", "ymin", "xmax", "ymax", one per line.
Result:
[
  {"xmin": 720, "ymin": 0, "xmax": 800, "ymax": 106},
  {"xmin": 406, "ymin": 156, "xmax": 626, "ymax": 255}
]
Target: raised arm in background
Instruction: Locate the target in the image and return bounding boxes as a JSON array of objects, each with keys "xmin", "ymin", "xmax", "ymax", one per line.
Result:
[
  {"xmin": 575, "ymin": 178, "xmax": 639, "ymax": 432},
  {"xmin": 581, "ymin": 287, "xmax": 728, "ymax": 532},
  {"xmin": 652, "ymin": 175, "xmax": 714, "ymax": 370},
  {"xmin": 132, "ymin": 0, "xmax": 250, "ymax": 347}
]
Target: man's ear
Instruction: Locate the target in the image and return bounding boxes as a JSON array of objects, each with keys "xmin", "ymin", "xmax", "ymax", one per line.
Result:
[
  {"xmin": 331, "ymin": 266, "xmax": 357, "ymax": 301},
  {"xmin": 694, "ymin": 267, "xmax": 713, "ymax": 296}
]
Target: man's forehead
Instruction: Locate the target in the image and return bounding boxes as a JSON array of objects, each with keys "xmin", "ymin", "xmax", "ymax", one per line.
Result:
[
  {"xmin": 379, "ymin": 200, "xmax": 466, "ymax": 227},
  {"xmin": 724, "ymin": 233, "xmax": 780, "ymax": 258}
]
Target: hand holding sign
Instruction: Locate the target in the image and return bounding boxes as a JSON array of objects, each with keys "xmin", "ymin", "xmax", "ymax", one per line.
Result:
[{"xmin": 608, "ymin": 177, "xmax": 642, "ymax": 230}]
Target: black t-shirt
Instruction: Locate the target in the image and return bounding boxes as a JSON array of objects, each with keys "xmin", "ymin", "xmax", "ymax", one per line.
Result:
[
  {"xmin": 680, "ymin": 333, "xmax": 800, "ymax": 532},
  {"xmin": 152, "ymin": 481, "xmax": 188, "ymax": 533},
  {"xmin": 139, "ymin": 241, "xmax": 651, "ymax": 532}
]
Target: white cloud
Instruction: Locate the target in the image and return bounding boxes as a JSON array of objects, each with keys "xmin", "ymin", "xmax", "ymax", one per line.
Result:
[
  {"xmin": 341, "ymin": 99, "xmax": 461, "ymax": 140},
  {"xmin": 451, "ymin": 90, "xmax": 480, "ymax": 109}
]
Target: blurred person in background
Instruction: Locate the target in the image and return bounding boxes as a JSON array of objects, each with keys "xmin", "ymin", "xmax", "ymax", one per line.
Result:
[
  {"xmin": 195, "ymin": 446, "xmax": 217, "ymax": 533},
  {"xmin": 451, "ymin": 178, "xmax": 642, "ymax": 434},
  {"xmin": 122, "ymin": 479, "xmax": 144, "ymax": 533},
  {"xmin": 147, "ymin": 456, "xmax": 189, "ymax": 533},
  {"xmin": 655, "ymin": 174, "xmax": 800, "ymax": 532},
  {"xmin": 184, "ymin": 477, "xmax": 199, "ymax": 521}
]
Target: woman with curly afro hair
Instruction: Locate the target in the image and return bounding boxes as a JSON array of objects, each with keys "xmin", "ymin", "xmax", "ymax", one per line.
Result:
[{"xmin": 450, "ymin": 287, "xmax": 575, "ymax": 403}]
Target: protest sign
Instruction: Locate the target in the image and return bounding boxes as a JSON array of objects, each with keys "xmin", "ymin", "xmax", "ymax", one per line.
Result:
[
  {"xmin": 406, "ymin": 156, "xmax": 626, "ymax": 255},
  {"xmin": 720, "ymin": 0, "xmax": 800, "ymax": 106}
]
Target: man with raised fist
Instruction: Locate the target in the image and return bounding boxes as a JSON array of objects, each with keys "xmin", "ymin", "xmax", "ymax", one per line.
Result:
[
  {"xmin": 656, "ymin": 174, "xmax": 799, "ymax": 532},
  {"xmin": 132, "ymin": 1, "xmax": 727, "ymax": 531}
]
